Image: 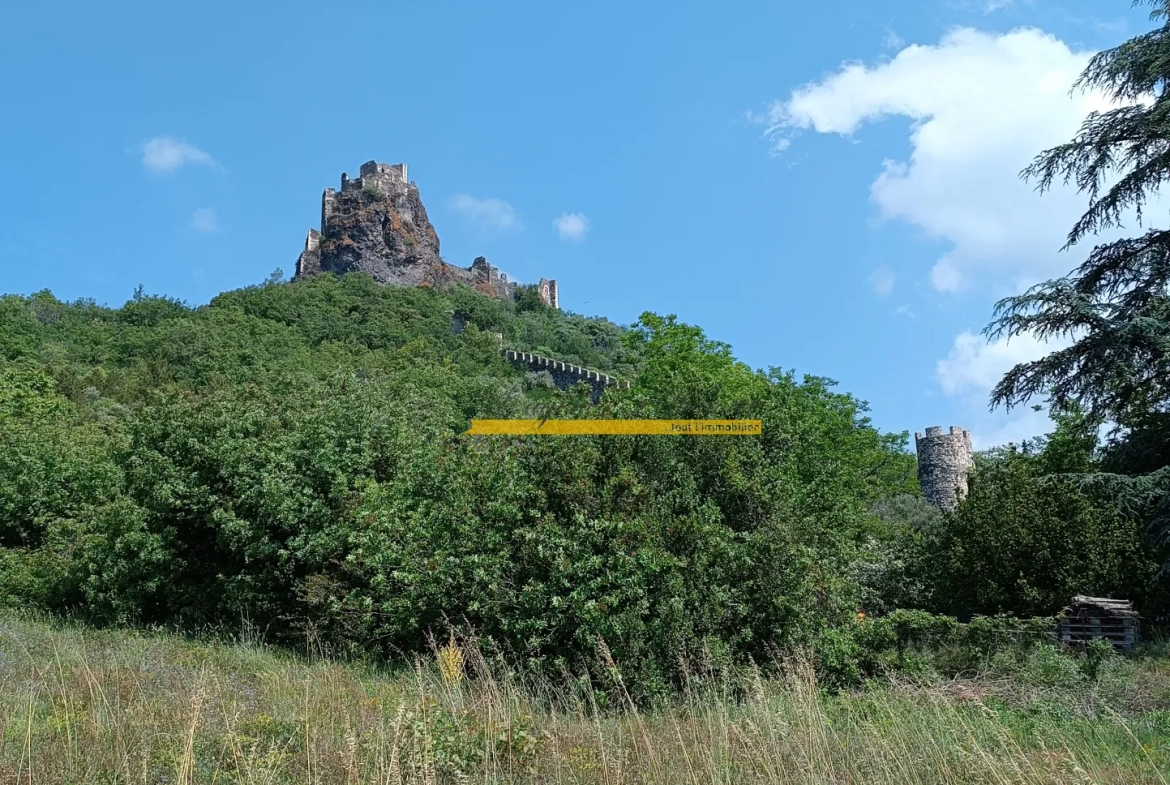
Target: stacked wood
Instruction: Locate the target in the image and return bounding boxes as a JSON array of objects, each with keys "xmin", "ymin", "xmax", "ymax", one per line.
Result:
[{"xmin": 1056, "ymin": 595, "xmax": 1140, "ymax": 652}]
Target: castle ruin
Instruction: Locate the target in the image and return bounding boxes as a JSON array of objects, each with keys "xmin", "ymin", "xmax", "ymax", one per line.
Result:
[
  {"xmin": 295, "ymin": 160, "xmax": 558, "ymax": 308},
  {"xmin": 915, "ymin": 425, "xmax": 975, "ymax": 510},
  {"xmin": 537, "ymin": 278, "xmax": 559, "ymax": 309}
]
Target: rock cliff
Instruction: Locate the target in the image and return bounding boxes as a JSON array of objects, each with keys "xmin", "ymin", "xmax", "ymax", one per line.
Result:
[{"xmin": 294, "ymin": 160, "xmax": 558, "ymax": 306}]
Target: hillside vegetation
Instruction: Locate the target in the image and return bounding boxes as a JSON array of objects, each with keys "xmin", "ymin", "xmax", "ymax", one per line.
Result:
[
  {"xmin": 2, "ymin": 271, "xmax": 1167, "ymax": 694},
  {"xmin": 0, "ymin": 272, "xmax": 930, "ymax": 693}
]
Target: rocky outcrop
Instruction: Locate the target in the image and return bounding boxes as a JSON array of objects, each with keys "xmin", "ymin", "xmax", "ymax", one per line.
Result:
[{"xmin": 295, "ymin": 161, "xmax": 554, "ymax": 304}]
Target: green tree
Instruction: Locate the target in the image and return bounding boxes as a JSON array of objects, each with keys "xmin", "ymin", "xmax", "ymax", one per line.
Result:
[
  {"xmin": 929, "ymin": 447, "xmax": 1160, "ymax": 617},
  {"xmin": 984, "ymin": 0, "xmax": 1170, "ymax": 563},
  {"xmin": 0, "ymin": 274, "xmax": 923, "ymax": 691},
  {"xmin": 0, "ymin": 361, "xmax": 122, "ymax": 549},
  {"xmin": 1031, "ymin": 402, "xmax": 1101, "ymax": 475}
]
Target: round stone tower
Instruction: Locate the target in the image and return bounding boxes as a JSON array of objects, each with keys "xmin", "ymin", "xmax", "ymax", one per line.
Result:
[{"xmin": 915, "ymin": 425, "xmax": 975, "ymax": 510}]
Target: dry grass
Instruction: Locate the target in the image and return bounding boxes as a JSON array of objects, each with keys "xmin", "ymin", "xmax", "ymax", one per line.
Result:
[{"xmin": 1, "ymin": 613, "xmax": 1168, "ymax": 784}]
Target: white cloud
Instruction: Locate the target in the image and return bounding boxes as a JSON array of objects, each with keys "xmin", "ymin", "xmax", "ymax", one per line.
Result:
[
  {"xmin": 935, "ymin": 329, "xmax": 1075, "ymax": 448},
  {"xmin": 868, "ymin": 265, "xmax": 895, "ymax": 296},
  {"xmin": 141, "ymin": 136, "xmax": 215, "ymax": 173},
  {"xmin": 554, "ymin": 212, "xmax": 590, "ymax": 241},
  {"xmin": 191, "ymin": 207, "xmax": 218, "ymax": 233},
  {"xmin": 763, "ymin": 27, "xmax": 1159, "ymax": 448},
  {"xmin": 968, "ymin": 406, "xmax": 1053, "ymax": 450},
  {"xmin": 765, "ymin": 27, "xmax": 1134, "ymax": 294},
  {"xmin": 449, "ymin": 194, "xmax": 520, "ymax": 230},
  {"xmin": 895, "ymin": 304, "xmax": 915, "ymax": 318},
  {"xmin": 937, "ymin": 329, "xmax": 1062, "ymax": 398},
  {"xmin": 882, "ymin": 28, "xmax": 905, "ymax": 50}
]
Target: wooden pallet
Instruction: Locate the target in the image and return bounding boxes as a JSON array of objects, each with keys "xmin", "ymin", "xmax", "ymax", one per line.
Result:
[{"xmin": 1056, "ymin": 595, "xmax": 1140, "ymax": 652}]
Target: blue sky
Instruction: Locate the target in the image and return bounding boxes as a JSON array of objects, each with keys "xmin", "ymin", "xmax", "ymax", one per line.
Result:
[{"xmin": 0, "ymin": 0, "xmax": 1154, "ymax": 447}]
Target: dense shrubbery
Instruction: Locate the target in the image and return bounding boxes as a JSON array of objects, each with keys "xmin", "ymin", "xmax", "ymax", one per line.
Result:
[
  {"xmin": 1, "ymin": 271, "xmax": 1165, "ymax": 694},
  {"xmin": 929, "ymin": 447, "xmax": 1164, "ymax": 619},
  {"xmin": 0, "ymin": 273, "xmax": 926, "ymax": 695},
  {"xmin": 859, "ymin": 405, "xmax": 1169, "ymax": 624},
  {"xmin": 910, "ymin": 406, "xmax": 1168, "ymax": 622}
]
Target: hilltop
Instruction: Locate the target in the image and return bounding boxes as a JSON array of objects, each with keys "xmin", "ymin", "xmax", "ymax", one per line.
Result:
[{"xmin": 294, "ymin": 159, "xmax": 559, "ymax": 308}]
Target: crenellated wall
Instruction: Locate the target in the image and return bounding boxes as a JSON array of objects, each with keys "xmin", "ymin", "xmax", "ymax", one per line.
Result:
[{"xmin": 504, "ymin": 349, "xmax": 629, "ymax": 403}]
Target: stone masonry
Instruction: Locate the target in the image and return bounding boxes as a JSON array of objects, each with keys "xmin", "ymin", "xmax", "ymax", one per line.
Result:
[
  {"xmin": 505, "ymin": 350, "xmax": 629, "ymax": 403},
  {"xmin": 537, "ymin": 278, "xmax": 559, "ymax": 309},
  {"xmin": 915, "ymin": 425, "xmax": 975, "ymax": 510},
  {"xmin": 295, "ymin": 160, "xmax": 558, "ymax": 307}
]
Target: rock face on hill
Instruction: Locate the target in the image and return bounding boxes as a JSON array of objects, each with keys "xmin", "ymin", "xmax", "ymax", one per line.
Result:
[{"xmin": 294, "ymin": 161, "xmax": 558, "ymax": 307}]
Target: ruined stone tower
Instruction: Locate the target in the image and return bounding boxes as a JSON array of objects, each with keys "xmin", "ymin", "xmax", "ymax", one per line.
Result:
[
  {"xmin": 537, "ymin": 278, "xmax": 559, "ymax": 309},
  {"xmin": 915, "ymin": 425, "xmax": 975, "ymax": 510}
]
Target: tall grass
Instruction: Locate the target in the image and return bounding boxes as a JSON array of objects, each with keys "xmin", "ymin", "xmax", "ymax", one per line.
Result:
[{"xmin": 1, "ymin": 613, "xmax": 1167, "ymax": 784}]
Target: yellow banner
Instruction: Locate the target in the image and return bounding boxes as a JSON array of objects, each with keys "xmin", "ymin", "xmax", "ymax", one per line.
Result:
[{"xmin": 463, "ymin": 419, "xmax": 762, "ymax": 435}]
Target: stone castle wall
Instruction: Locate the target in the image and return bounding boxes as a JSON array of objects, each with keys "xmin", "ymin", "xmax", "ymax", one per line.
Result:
[
  {"xmin": 538, "ymin": 278, "xmax": 559, "ymax": 309},
  {"xmin": 915, "ymin": 425, "xmax": 974, "ymax": 510},
  {"xmin": 322, "ymin": 189, "xmax": 338, "ymax": 226},
  {"xmin": 471, "ymin": 256, "xmax": 510, "ymax": 289},
  {"xmin": 505, "ymin": 350, "xmax": 629, "ymax": 403},
  {"xmin": 341, "ymin": 162, "xmax": 408, "ymax": 193},
  {"xmin": 358, "ymin": 161, "xmax": 407, "ymax": 184}
]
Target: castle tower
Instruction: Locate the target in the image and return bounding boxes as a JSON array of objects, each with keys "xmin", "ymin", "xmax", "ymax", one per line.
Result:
[
  {"xmin": 538, "ymin": 278, "xmax": 559, "ymax": 309},
  {"xmin": 915, "ymin": 425, "xmax": 974, "ymax": 510}
]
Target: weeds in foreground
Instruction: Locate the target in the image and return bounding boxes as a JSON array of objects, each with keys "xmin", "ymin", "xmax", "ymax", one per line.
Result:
[{"xmin": 0, "ymin": 613, "xmax": 1168, "ymax": 784}]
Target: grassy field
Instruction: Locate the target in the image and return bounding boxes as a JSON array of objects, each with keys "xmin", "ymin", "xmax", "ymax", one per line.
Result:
[{"xmin": 1, "ymin": 613, "xmax": 1168, "ymax": 784}]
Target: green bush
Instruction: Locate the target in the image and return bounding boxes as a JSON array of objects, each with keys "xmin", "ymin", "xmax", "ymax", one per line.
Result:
[
  {"xmin": 0, "ymin": 276, "xmax": 921, "ymax": 697},
  {"xmin": 926, "ymin": 447, "xmax": 1164, "ymax": 618},
  {"xmin": 3, "ymin": 272, "xmax": 1162, "ymax": 696},
  {"xmin": 818, "ymin": 610, "xmax": 1065, "ymax": 687}
]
